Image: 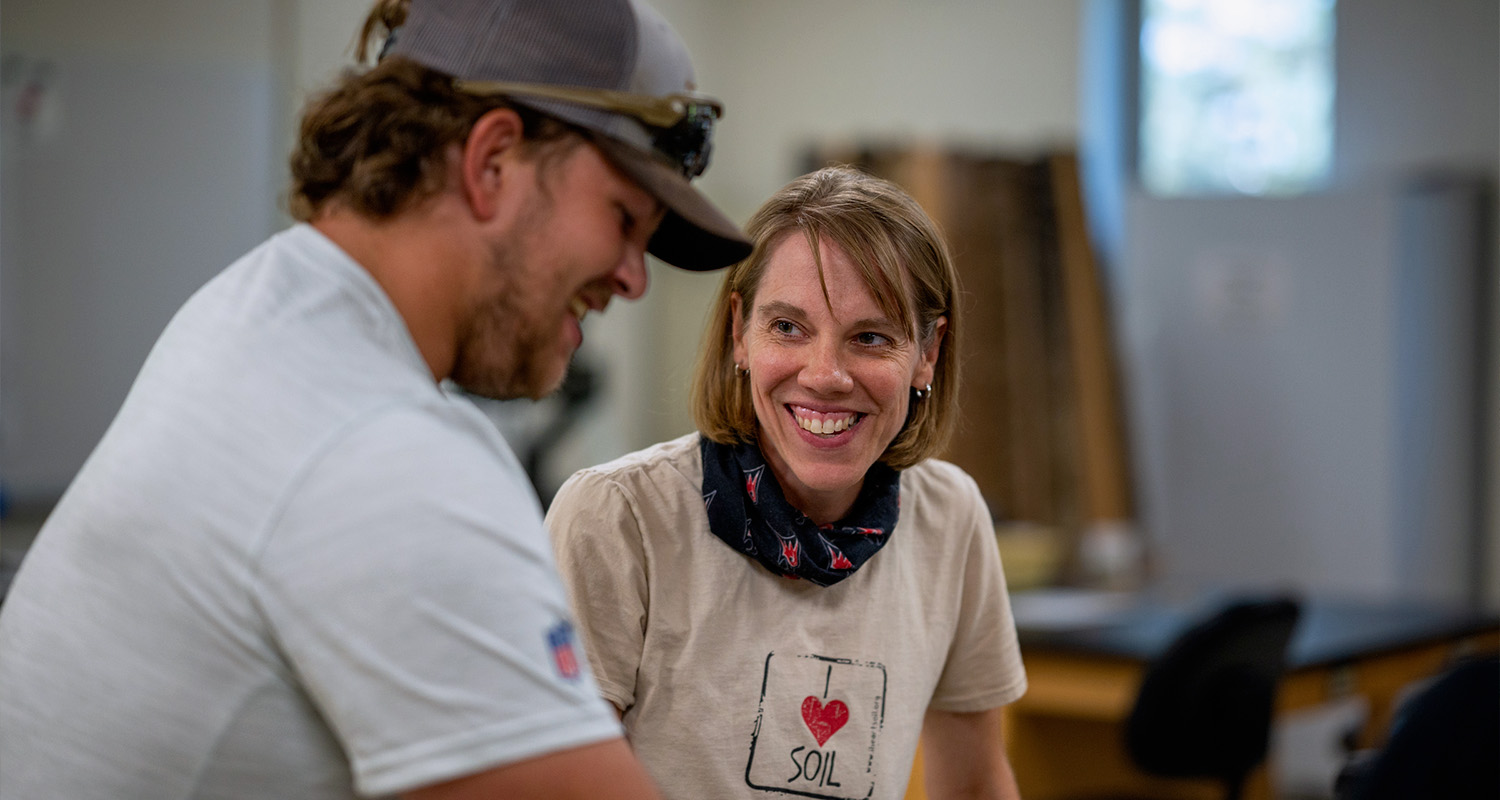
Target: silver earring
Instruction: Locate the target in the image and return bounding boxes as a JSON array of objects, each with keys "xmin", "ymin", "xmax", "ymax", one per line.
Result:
[
  {"xmin": 914, "ymin": 383, "xmax": 932, "ymax": 400},
  {"xmin": 734, "ymin": 362, "xmax": 748, "ymax": 378}
]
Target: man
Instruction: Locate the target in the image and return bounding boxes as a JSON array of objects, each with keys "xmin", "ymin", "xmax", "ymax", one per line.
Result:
[{"xmin": 0, "ymin": 0, "xmax": 749, "ymax": 797}]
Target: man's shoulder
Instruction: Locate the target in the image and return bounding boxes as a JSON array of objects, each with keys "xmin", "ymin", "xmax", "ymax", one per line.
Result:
[
  {"xmin": 266, "ymin": 397, "xmax": 544, "ymax": 558},
  {"xmin": 306, "ymin": 396, "xmax": 525, "ymax": 493},
  {"xmin": 135, "ymin": 225, "xmax": 440, "ymax": 464}
]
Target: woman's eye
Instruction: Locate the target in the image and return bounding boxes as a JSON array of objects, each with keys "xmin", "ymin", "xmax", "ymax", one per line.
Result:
[{"xmin": 855, "ymin": 332, "xmax": 891, "ymax": 346}]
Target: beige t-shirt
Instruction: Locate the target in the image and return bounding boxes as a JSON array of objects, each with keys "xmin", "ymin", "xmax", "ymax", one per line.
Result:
[{"xmin": 547, "ymin": 433, "xmax": 1027, "ymax": 800}]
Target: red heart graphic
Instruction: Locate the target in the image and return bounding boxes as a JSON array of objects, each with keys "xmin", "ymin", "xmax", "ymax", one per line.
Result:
[{"xmin": 800, "ymin": 696, "xmax": 849, "ymax": 746}]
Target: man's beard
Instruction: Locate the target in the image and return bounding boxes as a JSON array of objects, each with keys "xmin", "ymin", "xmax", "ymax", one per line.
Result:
[
  {"xmin": 448, "ymin": 177, "xmax": 575, "ymax": 401},
  {"xmin": 450, "ymin": 290, "xmax": 569, "ymax": 401}
]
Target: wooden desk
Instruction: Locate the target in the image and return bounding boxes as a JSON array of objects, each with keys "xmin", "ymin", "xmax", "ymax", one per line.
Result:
[{"xmin": 905, "ymin": 591, "xmax": 1499, "ymax": 800}]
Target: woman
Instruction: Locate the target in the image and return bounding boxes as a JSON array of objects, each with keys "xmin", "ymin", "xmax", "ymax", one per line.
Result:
[{"xmin": 546, "ymin": 166, "xmax": 1026, "ymax": 799}]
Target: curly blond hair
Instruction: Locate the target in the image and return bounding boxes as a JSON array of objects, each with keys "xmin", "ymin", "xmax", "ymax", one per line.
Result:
[{"xmin": 288, "ymin": 1, "xmax": 582, "ymax": 221}]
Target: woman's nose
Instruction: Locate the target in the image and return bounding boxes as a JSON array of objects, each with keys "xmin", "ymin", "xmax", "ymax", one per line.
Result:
[{"xmin": 799, "ymin": 340, "xmax": 853, "ymax": 394}]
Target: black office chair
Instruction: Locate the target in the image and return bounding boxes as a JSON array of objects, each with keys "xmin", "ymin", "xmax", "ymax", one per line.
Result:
[
  {"xmin": 1118, "ymin": 596, "xmax": 1302, "ymax": 800},
  {"xmin": 1334, "ymin": 654, "xmax": 1499, "ymax": 800}
]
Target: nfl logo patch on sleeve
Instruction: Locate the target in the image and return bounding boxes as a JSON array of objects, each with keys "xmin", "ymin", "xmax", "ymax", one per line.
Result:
[{"xmin": 547, "ymin": 620, "xmax": 581, "ymax": 681}]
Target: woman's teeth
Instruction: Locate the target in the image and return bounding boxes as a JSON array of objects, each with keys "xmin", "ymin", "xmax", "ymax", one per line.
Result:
[{"xmin": 796, "ymin": 413, "xmax": 858, "ymax": 435}]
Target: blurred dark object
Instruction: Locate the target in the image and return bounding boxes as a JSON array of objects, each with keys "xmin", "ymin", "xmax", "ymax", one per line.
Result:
[
  {"xmin": 1009, "ymin": 589, "xmax": 1497, "ymax": 800},
  {"xmin": 0, "ymin": 554, "xmax": 17, "ymax": 608},
  {"xmin": 1334, "ymin": 654, "xmax": 1500, "ymax": 800},
  {"xmin": 522, "ymin": 358, "xmax": 598, "ymax": 508},
  {"xmin": 1120, "ymin": 596, "xmax": 1302, "ymax": 800}
]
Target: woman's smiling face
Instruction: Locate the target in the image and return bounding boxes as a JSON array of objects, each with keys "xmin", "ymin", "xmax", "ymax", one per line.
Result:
[{"xmin": 731, "ymin": 233, "xmax": 943, "ymax": 524}]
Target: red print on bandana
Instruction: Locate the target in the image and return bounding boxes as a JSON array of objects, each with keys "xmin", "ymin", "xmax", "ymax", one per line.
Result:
[
  {"xmin": 801, "ymin": 696, "xmax": 849, "ymax": 746},
  {"xmin": 744, "ymin": 466, "xmax": 764, "ymax": 504},
  {"xmin": 827, "ymin": 545, "xmax": 853, "ymax": 570},
  {"xmin": 779, "ymin": 537, "xmax": 801, "ymax": 568},
  {"xmin": 852, "ymin": 526, "xmax": 884, "ymax": 536}
]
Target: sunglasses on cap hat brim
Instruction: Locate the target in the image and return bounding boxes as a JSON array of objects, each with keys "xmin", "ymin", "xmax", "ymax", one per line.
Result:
[{"xmin": 453, "ymin": 79, "xmax": 720, "ymax": 179}]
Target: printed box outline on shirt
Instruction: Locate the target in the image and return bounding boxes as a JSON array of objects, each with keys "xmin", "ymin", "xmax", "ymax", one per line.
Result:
[{"xmin": 745, "ymin": 651, "xmax": 887, "ymax": 799}]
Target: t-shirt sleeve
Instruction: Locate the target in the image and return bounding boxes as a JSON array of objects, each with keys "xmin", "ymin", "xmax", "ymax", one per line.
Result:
[
  {"xmin": 253, "ymin": 405, "xmax": 621, "ymax": 798},
  {"xmin": 545, "ymin": 469, "xmax": 649, "ymax": 713},
  {"xmin": 928, "ymin": 468, "xmax": 1028, "ymax": 712}
]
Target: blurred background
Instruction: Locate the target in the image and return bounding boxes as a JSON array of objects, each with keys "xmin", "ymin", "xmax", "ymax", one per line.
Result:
[
  {"xmin": 2, "ymin": 3, "xmax": 1496, "ymax": 797},
  {"xmin": 1, "ymin": 0, "xmax": 1496, "ymax": 607}
]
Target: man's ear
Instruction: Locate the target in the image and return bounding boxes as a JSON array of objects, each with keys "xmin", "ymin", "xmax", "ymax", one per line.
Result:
[{"xmin": 460, "ymin": 108, "xmax": 525, "ymax": 220}]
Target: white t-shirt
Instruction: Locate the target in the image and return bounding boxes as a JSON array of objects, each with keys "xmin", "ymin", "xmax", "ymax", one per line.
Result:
[
  {"xmin": 547, "ymin": 434, "xmax": 1027, "ymax": 800},
  {"xmin": 0, "ymin": 225, "xmax": 619, "ymax": 799}
]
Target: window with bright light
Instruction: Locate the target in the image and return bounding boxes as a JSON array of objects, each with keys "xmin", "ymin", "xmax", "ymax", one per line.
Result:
[{"xmin": 1139, "ymin": 0, "xmax": 1336, "ymax": 196}]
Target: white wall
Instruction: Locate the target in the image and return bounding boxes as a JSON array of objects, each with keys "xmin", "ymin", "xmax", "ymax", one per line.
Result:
[
  {"xmin": 1332, "ymin": 0, "xmax": 1497, "ymax": 599},
  {"xmin": 1336, "ymin": 0, "xmax": 1499, "ymax": 186},
  {"xmin": 1109, "ymin": 0, "xmax": 1498, "ymax": 604},
  {"xmin": 1, "ymin": 0, "xmax": 283, "ymax": 501},
  {"xmin": 684, "ymin": 0, "xmax": 1080, "ymax": 223},
  {"xmin": 1121, "ymin": 186, "xmax": 1490, "ymax": 601},
  {"xmin": 1, "ymin": 1, "xmax": 277, "ymax": 62}
]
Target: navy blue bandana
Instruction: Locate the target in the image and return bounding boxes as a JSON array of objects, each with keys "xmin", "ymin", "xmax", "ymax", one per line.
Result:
[{"xmin": 699, "ymin": 437, "xmax": 900, "ymax": 586}]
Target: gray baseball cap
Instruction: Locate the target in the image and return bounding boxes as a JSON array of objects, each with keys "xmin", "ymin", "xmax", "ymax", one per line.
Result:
[{"xmin": 386, "ymin": 0, "xmax": 751, "ymax": 271}]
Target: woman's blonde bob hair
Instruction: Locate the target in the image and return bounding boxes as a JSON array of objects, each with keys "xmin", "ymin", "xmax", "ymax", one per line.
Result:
[{"xmin": 691, "ymin": 166, "xmax": 961, "ymax": 471}]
